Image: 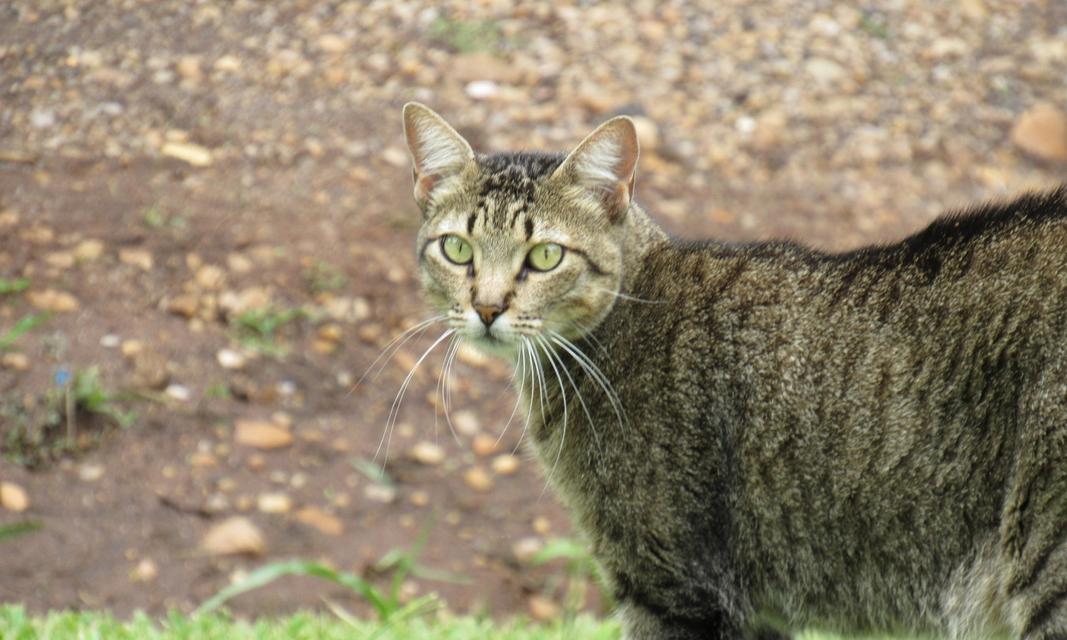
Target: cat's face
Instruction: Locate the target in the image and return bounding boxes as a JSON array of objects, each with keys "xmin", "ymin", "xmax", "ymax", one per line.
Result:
[{"xmin": 403, "ymin": 103, "xmax": 639, "ymax": 356}]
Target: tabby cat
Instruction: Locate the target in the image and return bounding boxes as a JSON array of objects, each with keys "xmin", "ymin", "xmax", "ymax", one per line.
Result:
[{"xmin": 401, "ymin": 102, "xmax": 1067, "ymax": 640}]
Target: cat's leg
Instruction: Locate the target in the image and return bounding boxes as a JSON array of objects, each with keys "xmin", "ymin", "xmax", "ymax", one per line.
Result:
[
  {"xmin": 1003, "ymin": 543, "xmax": 1067, "ymax": 640},
  {"xmin": 746, "ymin": 629, "xmax": 792, "ymax": 640},
  {"xmin": 619, "ymin": 600, "xmax": 745, "ymax": 639},
  {"xmin": 999, "ymin": 362, "xmax": 1067, "ymax": 640}
]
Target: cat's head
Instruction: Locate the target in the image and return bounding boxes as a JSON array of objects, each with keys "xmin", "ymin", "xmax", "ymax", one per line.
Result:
[{"xmin": 402, "ymin": 103, "xmax": 639, "ymax": 356}]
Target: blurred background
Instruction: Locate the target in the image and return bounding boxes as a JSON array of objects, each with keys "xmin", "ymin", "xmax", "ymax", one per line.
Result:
[{"xmin": 1, "ymin": 0, "xmax": 1065, "ymax": 623}]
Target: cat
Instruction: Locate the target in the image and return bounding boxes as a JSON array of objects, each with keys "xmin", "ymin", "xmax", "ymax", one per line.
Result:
[{"xmin": 400, "ymin": 101, "xmax": 1067, "ymax": 640}]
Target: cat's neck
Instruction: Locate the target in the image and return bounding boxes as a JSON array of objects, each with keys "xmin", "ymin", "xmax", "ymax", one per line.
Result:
[{"xmin": 620, "ymin": 202, "xmax": 670, "ymax": 293}]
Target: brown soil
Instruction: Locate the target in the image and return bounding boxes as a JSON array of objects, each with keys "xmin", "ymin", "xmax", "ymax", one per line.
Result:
[{"xmin": 1, "ymin": 0, "xmax": 1064, "ymax": 622}]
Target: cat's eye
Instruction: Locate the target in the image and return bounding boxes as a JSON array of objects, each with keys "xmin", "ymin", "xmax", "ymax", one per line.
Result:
[
  {"xmin": 440, "ymin": 235, "xmax": 473, "ymax": 265},
  {"xmin": 526, "ymin": 242, "xmax": 564, "ymax": 272}
]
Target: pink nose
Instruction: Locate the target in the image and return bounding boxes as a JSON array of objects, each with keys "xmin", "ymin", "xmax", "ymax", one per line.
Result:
[{"xmin": 474, "ymin": 303, "xmax": 506, "ymax": 327}]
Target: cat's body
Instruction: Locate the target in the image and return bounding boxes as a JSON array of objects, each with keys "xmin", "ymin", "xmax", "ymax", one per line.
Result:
[
  {"xmin": 400, "ymin": 103, "xmax": 1067, "ymax": 639},
  {"xmin": 536, "ymin": 190, "xmax": 1067, "ymax": 640}
]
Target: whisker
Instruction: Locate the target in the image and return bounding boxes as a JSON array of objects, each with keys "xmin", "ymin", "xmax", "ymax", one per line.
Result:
[
  {"xmin": 520, "ymin": 337, "xmax": 549, "ymax": 458},
  {"xmin": 565, "ymin": 319, "xmax": 610, "ymax": 361},
  {"xmin": 497, "ymin": 340, "xmax": 528, "ymax": 447},
  {"xmin": 549, "ymin": 330, "xmax": 627, "ymax": 432},
  {"xmin": 436, "ymin": 335, "xmax": 461, "ymax": 445},
  {"xmin": 351, "ymin": 315, "xmax": 446, "ymax": 394},
  {"xmin": 443, "ymin": 335, "xmax": 466, "ymax": 445},
  {"xmin": 519, "ymin": 338, "xmax": 540, "ymax": 453},
  {"xmin": 539, "ymin": 334, "xmax": 603, "ymax": 457},
  {"xmin": 534, "ymin": 336, "xmax": 568, "ymax": 496},
  {"xmin": 375, "ymin": 328, "xmax": 456, "ymax": 464},
  {"xmin": 595, "ymin": 287, "xmax": 663, "ymax": 304}
]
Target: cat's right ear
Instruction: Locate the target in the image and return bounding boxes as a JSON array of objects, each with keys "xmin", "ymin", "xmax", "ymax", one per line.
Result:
[{"xmin": 402, "ymin": 103, "xmax": 476, "ymax": 210}]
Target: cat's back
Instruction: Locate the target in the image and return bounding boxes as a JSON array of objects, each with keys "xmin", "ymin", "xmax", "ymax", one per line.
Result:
[{"xmin": 617, "ymin": 187, "xmax": 1067, "ymax": 635}]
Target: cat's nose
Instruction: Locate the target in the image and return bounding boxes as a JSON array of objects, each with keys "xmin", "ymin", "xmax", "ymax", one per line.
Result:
[{"xmin": 474, "ymin": 303, "xmax": 507, "ymax": 327}]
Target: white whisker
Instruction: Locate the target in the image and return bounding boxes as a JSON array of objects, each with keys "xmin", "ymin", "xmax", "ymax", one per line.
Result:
[
  {"xmin": 535, "ymin": 335, "xmax": 569, "ymax": 496},
  {"xmin": 539, "ymin": 334, "xmax": 603, "ymax": 457},
  {"xmin": 497, "ymin": 340, "xmax": 528, "ymax": 447},
  {"xmin": 375, "ymin": 328, "xmax": 456, "ymax": 464},
  {"xmin": 436, "ymin": 335, "xmax": 462, "ymax": 445},
  {"xmin": 549, "ymin": 330, "xmax": 627, "ymax": 433},
  {"xmin": 352, "ymin": 315, "xmax": 445, "ymax": 394},
  {"xmin": 595, "ymin": 287, "xmax": 663, "ymax": 304},
  {"xmin": 517, "ymin": 338, "xmax": 539, "ymax": 453}
]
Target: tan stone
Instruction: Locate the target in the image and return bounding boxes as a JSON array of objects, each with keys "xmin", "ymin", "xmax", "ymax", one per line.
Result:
[
  {"xmin": 200, "ymin": 516, "xmax": 266, "ymax": 555},
  {"xmin": 256, "ymin": 492, "xmax": 292, "ymax": 514},
  {"xmin": 234, "ymin": 419, "xmax": 293, "ymax": 449},
  {"xmin": 0, "ymin": 482, "xmax": 29, "ymax": 512},
  {"xmin": 1011, "ymin": 103, "xmax": 1067, "ymax": 162},
  {"xmin": 472, "ymin": 434, "xmax": 500, "ymax": 457},
  {"xmin": 119, "ymin": 248, "xmax": 154, "ymax": 271},
  {"xmin": 28, "ymin": 289, "xmax": 79, "ymax": 312},
  {"xmin": 195, "ymin": 264, "xmax": 225, "ymax": 290},
  {"xmin": 491, "ymin": 454, "xmax": 520, "ymax": 475},
  {"xmin": 161, "ymin": 141, "xmax": 213, "ymax": 167},
  {"xmin": 409, "ymin": 441, "xmax": 446, "ymax": 465},
  {"xmin": 463, "ymin": 466, "xmax": 494, "ymax": 492},
  {"xmin": 527, "ymin": 595, "xmax": 560, "ymax": 621},
  {"xmin": 1, "ymin": 352, "xmax": 29, "ymax": 370},
  {"xmin": 120, "ymin": 339, "xmax": 144, "ymax": 358},
  {"xmin": 73, "ymin": 239, "xmax": 105, "ymax": 261},
  {"xmin": 533, "ymin": 516, "xmax": 552, "ymax": 535},
  {"xmin": 295, "ymin": 507, "xmax": 344, "ymax": 535},
  {"xmin": 453, "ymin": 410, "xmax": 481, "ymax": 436},
  {"xmin": 44, "ymin": 251, "xmax": 74, "ymax": 269},
  {"xmin": 176, "ymin": 55, "xmax": 202, "ymax": 80},
  {"xmin": 316, "ymin": 34, "xmax": 349, "ymax": 53},
  {"xmin": 130, "ymin": 557, "xmax": 158, "ymax": 582},
  {"xmin": 165, "ymin": 294, "xmax": 200, "ymax": 318}
]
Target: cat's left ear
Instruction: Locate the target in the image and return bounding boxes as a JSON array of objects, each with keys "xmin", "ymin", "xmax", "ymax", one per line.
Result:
[
  {"xmin": 551, "ymin": 116, "xmax": 639, "ymax": 223},
  {"xmin": 402, "ymin": 102, "xmax": 476, "ymax": 210}
]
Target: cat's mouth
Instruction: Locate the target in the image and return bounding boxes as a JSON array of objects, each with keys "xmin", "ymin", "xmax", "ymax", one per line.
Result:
[{"xmin": 464, "ymin": 330, "xmax": 523, "ymax": 357}]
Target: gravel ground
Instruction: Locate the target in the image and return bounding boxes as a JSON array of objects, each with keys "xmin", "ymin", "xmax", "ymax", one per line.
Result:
[{"xmin": 1, "ymin": 0, "xmax": 1066, "ymax": 620}]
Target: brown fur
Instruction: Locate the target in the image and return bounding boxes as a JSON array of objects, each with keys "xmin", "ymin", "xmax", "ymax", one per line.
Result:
[{"xmin": 403, "ymin": 102, "xmax": 1067, "ymax": 639}]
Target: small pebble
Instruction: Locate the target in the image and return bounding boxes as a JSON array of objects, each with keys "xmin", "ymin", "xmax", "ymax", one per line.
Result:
[
  {"xmin": 216, "ymin": 349, "xmax": 246, "ymax": 369},
  {"xmin": 364, "ymin": 484, "xmax": 397, "ymax": 504},
  {"xmin": 512, "ymin": 536, "xmax": 543, "ymax": 563},
  {"xmin": 409, "ymin": 441, "xmax": 446, "ymax": 465},
  {"xmin": 165, "ymin": 384, "xmax": 191, "ymax": 401},
  {"xmin": 0, "ymin": 482, "xmax": 30, "ymax": 512},
  {"xmin": 472, "ymin": 433, "xmax": 500, "ymax": 456},
  {"xmin": 491, "ymin": 454, "xmax": 520, "ymax": 476},
  {"xmin": 453, "ymin": 410, "xmax": 481, "ymax": 436},
  {"xmin": 131, "ymin": 558, "xmax": 158, "ymax": 582},
  {"xmin": 257, "ymin": 492, "xmax": 292, "ymax": 514},
  {"xmin": 78, "ymin": 464, "xmax": 105, "ymax": 482},
  {"xmin": 463, "ymin": 466, "xmax": 494, "ymax": 492}
]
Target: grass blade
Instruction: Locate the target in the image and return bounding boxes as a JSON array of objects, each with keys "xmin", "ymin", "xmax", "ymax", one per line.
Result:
[
  {"xmin": 195, "ymin": 560, "xmax": 389, "ymax": 619},
  {"xmin": 0, "ymin": 521, "xmax": 42, "ymax": 541},
  {"xmin": 0, "ymin": 313, "xmax": 45, "ymax": 351}
]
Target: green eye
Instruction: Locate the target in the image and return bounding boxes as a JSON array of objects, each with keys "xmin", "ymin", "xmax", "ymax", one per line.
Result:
[
  {"xmin": 526, "ymin": 242, "xmax": 564, "ymax": 272},
  {"xmin": 441, "ymin": 235, "xmax": 473, "ymax": 265}
]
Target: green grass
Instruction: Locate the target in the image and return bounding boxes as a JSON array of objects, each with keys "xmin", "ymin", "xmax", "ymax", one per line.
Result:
[
  {"xmin": 0, "ymin": 313, "xmax": 45, "ymax": 350},
  {"xmin": 2, "ymin": 366, "xmax": 135, "ymax": 467},
  {"xmin": 303, "ymin": 259, "xmax": 347, "ymax": 294},
  {"xmin": 231, "ymin": 307, "xmax": 305, "ymax": 357},
  {"xmin": 0, "ymin": 277, "xmax": 30, "ymax": 295},
  {"xmin": 0, "ymin": 606, "xmax": 619, "ymax": 639}
]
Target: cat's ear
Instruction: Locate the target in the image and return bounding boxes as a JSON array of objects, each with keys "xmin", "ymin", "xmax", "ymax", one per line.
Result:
[
  {"xmin": 551, "ymin": 116, "xmax": 639, "ymax": 223},
  {"xmin": 402, "ymin": 102, "xmax": 476, "ymax": 209}
]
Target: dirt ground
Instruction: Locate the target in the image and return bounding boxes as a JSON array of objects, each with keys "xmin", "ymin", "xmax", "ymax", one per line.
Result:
[{"xmin": 1, "ymin": 0, "xmax": 1065, "ymax": 622}]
